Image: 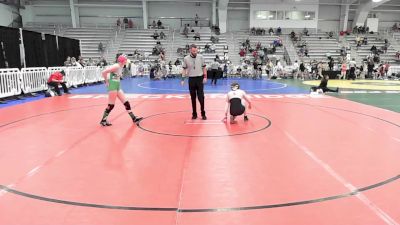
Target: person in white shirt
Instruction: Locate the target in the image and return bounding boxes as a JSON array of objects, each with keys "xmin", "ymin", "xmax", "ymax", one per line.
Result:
[
  {"xmin": 223, "ymin": 82, "xmax": 252, "ymax": 124},
  {"xmin": 130, "ymin": 61, "xmax": 138, "ymax": 77},
  {"xmin": 348, "ymin": 58, "xmax": 357, "ymax": 80},
  {"xmin": 275, "ymin": 60, "xmax": 284, "ymax": 78},
  {"xmin": 210, "ymin": 43, "xmax": 216, "ymax": 53},
  {"xmin": 292, "ymin": 60, "xmax": 299, "ymax": 79}
]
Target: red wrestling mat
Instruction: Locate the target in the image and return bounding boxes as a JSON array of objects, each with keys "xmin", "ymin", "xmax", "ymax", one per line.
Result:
[{"xmin": 0, "ymin": 94, "xmax": 399, "ymax": 225}]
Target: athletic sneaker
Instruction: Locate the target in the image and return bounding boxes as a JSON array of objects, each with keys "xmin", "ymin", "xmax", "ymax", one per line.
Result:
[
  {"xmin": 201, "ymin": 115, "xmax": 207, "ymax": 120},
  {"xmin": 244, "ymin": 115, "xmax": 249, "ymax": 121},
  {"xmin": 133, "ymin": 117, "xmax": 143, "ymax": 124},
  {"xmin": 100, "ymin": 120, "xmax": 112, "ymax": 126},
  {"xmin": 192, "ymin": 114, "xmax": 197, "ymax": 119}
]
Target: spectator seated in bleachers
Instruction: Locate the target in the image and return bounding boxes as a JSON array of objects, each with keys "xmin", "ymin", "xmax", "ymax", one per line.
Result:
[
  {"xmin": 151, "ymin": 20, "xmax": 157, "ymax": 28},
  {"xmin": 210, "ymin": 43, "xmax": 216, "ymax": 53},
  {"xmin": 117, "ymin": 18, "xmax": 121, "ymax": 27},
  {"xmin": 290, "ymin": 30, "xmax": 296, "ymax": 41},
  {"xmin": 326, "ymin": 52, "xmax": 332, "ymax": 61},
  {"xmin": 273, "ymin": 38, "xmax": 283, "ymax": 47},
  {"xmin": 276, "ymin": 27, "xmax": 282, "ymax": 36},
  {"xmin": 239, "ymin": 48, "xmax": 246, "ymax": 58},
  {"xmin": 251, "ymin": 27, "xmax": 266, "ymax": 36},
  {"xmin": 177, "ymin": 47, "xmax": 186, "ymax": 56},
  {"xmin": 86, "ymin": 58, "xmax": 95, "ymax": 66},
  {"xmin": 252, "ymin": 50, "xmax": 258, "ymax": 59},
  {"xmin": 297, "ymin": 40, "xmax": 307, "ymax": 48},
  {"xmin": 396, "ymin": 51, "xmax": 400, "ymax": 61},
  {"xmin": 159, "ymin": 51, "xmax": 165, "ymax": 61},
  {"xmin": 355, "ymin": 36, "xmax": 362, "ymax": 49},
  {"xmin": 370, "ymin": 45, "xmax": 378, "ymax": 54},
  {"xmin": 182, "ymin": 25, "xmax": 189, "ymax": 38},
  {"xmin": 97, "ymin": 57, "xmax": 107, "ymax": 67},
  {"xmin": 250, "ymin": 27, "xmax": 256, "ymax": 35},
  {"xmin": 304, "ymin": 47, "xmax": 309, "ymax": 57},
  {"xmin": 194, "ymin": 31, "xmax": 200, "ymax": 41},
  {"xmin": 152, "ymin": 30, "xmax": 159, "ymax": 40},
  {"xmin": 340, "ymin": 46, "xmax": 347, "ymax": 57},
  {"xmin": 123, "ymin": 17, "xmax": 128, "ymax": 28},
  {"xmin": 245, "ymin": 38, "xmax": 251, "ymax": 49},
  {"xmin": 383, "ymin": 39, "xmax": 389, "ymax": 53},
  {"xmin": 78, "ymin": 56, "xmax": 86, "ymax": 67},
  {"xmin": 211, "ymin": 25, "xmax": 220, "ymax": 35},
  {"xmin": 98, "ymin": 42, "xmax": 104, "ymax": 54},
  {"xmin": 328, "ymin": 31, "xmax": 334, "ymax": 39},
  {"xmin": 128, "ymin": 19, "xmax": 134, "ymax": 28},
  {"xmin": 223, "ymin": 45, "xmax": 228, "ymax": 54},
  {"xmin": 174, "ymin": 58, "xmax": 181, "ymax": 66},
  {"xmin": 71, "ymin": 57, "xmax": 83, "ymax": 68},
  {"xmin": 258, "ymin": 49, "xmax": 265, "ymax": 61},
  {"xmin": 268, "ymin": 27, "xmax": 274, "ymax": 36},
  {"xmin": 210, "ymin": 35, "xmax": 219, "ymax": 44},
  {"xmin": 270, "ymin": 45, "xmax": 277, "ymax": 54},
  {"xmin": 299, "ymin": 47, "xmax": 305, "ymax": 57},
  {"xmin": 363, "ymin": 36, "xmax": 368, "ymax": 45},
  {"xmin": 152, "ymin": 42, "xmax": 164, "ymax": 56},
  {"xmin": 157, "ymin": 20, "xmax": 162, "ymax": 29},
  {"xmin": 215, "ymin": 25, "xmax": 220, "ymax": 35},
  {"xmin": 256, "ymin": 41, "xmax": 262, "ymax": 50},
  {"xmin": 392, "ymin": 23, "xmax": 398, "ymax": 32},
  {"xmin": 204, "ymin": 43, "xmax": 211, "ymax": 52},
  {"xmin": 303, "ymin": 27, "xmax": 309, "ymax": 36},
  {"xmin": 160, "ymin": 31, "xmax": 166, "ymax": 40},
  {"xmin": 64, "ymin": 56, "xmax": 72, "ymax": 66},
  {"xmin": 133, "ymin": 49, "xmax": 142, "ymax": 59}
]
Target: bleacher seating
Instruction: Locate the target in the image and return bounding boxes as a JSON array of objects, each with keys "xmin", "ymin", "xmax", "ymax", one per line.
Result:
[
  {"xmin": 393, "ymin": 33, "xmax": 400, "ymax": 43},
  {"xmin": 234, "ymin": 32, "xmax": 285, "ymax": 62},
  {"xmin": 296, "ymin": 34, "xmax": 341, "ymax": 63},
  {"xmin": 63, "ymin": 27, "xmax": 115, "ymax": 61},
  {"xmin": 346, "ymin": 34, "xmax": 398, "ymax": 64},
  {"xmin": 117, "ymin": 29, "xmax": 171, "ymax": 61},
  {"xmin": 173, "ymin": 27, "xmax": 227, "ymax": 64}
]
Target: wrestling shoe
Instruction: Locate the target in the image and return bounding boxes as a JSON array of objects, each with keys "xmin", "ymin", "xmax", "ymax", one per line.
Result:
[
  {"xmin": 100, "ymin": 120, "xmax": 112, "ymax": 126},
  {"xmin": 133, "ymin": 116, "xmax": 143, "ymax": 124}
]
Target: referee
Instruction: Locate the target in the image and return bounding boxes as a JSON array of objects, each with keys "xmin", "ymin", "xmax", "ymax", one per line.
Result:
[{"xmin": 181, "ymin": 44, "xmax": 207, "ymax": 120}]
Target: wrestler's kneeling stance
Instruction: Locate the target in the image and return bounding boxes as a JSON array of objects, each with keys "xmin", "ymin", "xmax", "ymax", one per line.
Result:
[{"xmin": 223, "ymin": 82, "xmax": 252, "ymax": 124}]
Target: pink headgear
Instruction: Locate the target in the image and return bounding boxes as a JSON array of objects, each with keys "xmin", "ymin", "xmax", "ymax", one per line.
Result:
[{"xmin": 117, "ymin": 54, "xmax": 127, "ymax": 64}]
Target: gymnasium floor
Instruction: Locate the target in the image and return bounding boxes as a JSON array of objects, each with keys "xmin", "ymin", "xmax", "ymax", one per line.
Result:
[{"xmin": 1, "ymin": 77, "xmax": 400, "ymax": 225}]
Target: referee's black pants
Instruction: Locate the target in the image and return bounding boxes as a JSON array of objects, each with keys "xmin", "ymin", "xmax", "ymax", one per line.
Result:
[
  {"xmin": 188, "ymin": 76, "xmax": 205, "ymax": 116},
  {"xmin": 211, "ymin": 69, "xmax": 218, "ymax": 85}
]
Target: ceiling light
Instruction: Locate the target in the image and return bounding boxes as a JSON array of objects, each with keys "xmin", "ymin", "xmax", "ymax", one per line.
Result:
[{"xmin": 372, "ymin": 0, "xmax": 382, "ymax": 2}]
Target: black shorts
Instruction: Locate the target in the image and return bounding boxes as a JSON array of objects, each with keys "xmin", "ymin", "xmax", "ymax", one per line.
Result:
[{"xmin": 230, "ymin": 98, "xmax": 245, "ymax": 116}]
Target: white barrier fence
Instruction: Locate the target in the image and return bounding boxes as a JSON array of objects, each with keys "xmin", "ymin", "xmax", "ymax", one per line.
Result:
[
  {"xmin": 21, "ymin": 67, "xmax": 48, "ymax": 94},
  {"xmin": 0, "ymin": 66, "xmax": 103, "ymax": 98},
  {"xmin": 388, "ymin": 66, "xmax": 400, "ymax": 76},
  {"xmin": 0, "ymin": 68, "xmax": 22, "ymax": 98}
]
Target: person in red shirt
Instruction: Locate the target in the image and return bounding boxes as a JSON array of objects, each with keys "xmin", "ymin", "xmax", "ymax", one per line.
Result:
[
  {"xmin": 239, "ymin": 49, "xmax": 246, "ymax": 57},
  {"xmin": 128, "ymin": 19, "xmax": 134, "ymax": 29},
  {"xmin": 47, "ymin": 70, "xmax": 70, "ymax": 96}
]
